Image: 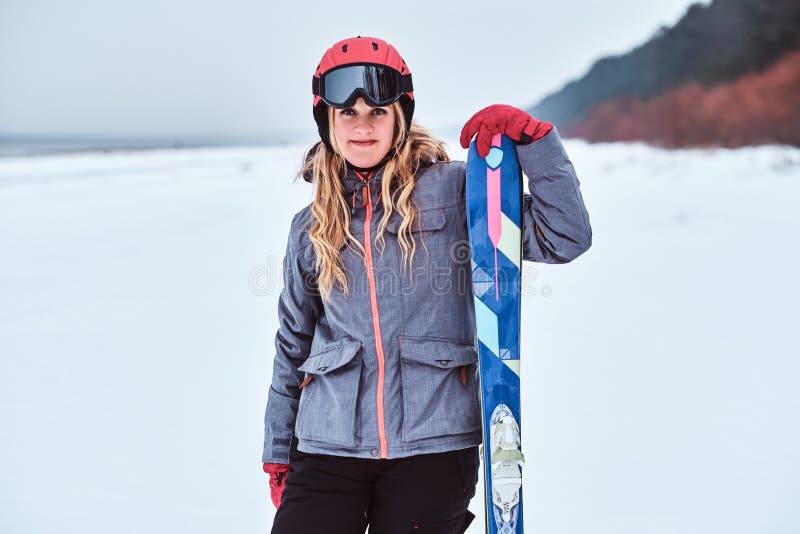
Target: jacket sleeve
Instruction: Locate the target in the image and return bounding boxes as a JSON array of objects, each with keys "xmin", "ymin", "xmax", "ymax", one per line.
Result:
[
  {"xmin": 262, "ymin": 222, "xmax": 322, "ymax": 464},
  {"xmin": 516, "ymin": 126, "xmax": 592, "ymax": 263}
]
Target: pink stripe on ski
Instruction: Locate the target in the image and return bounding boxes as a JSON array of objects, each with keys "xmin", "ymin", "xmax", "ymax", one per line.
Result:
[
  {"xmin": 487, "ymin": 167, "xmax": 501, "ymax": 246},
  {"xmin": 491, "ymin": 133, "xmax": 502, "ymax": 148},
  {"xmin": 486, "ymin": 133, "xmax": 503, "ymax": 300}
]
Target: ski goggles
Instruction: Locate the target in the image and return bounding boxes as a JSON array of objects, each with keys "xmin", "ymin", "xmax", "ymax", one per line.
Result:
[{"xmin": 313, "ymin": 64, "xmax": 414, "ymax": 108}]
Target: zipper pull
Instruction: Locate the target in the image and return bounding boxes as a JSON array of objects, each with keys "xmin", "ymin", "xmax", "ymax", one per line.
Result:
[{"xmin": 299, "ymin": 375, "xmax": 314, "ymax": 389}]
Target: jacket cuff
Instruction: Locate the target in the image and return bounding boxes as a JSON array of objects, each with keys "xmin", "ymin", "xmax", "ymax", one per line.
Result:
[
  {"xmin": 262, "ymin": 434, "xmax": 293, "ymax": 464},
  {"xmin": 516, "ymin": 125, "xmax": 569, "ymax": 177}
]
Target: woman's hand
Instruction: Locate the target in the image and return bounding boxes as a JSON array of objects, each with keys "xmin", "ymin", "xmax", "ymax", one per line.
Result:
[
  {"xmin": 263, "ymin": 462, "xmax": 291, "ymax": 508},
  {"xmin": 460, "ymin": 104, "xmax": 553, "ymax": 158}
]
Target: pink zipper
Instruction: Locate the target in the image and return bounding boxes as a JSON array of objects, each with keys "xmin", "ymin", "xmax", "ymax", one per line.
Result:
[{"xmin": 356, "ymin": 171, "xmax": 388, "ymax": 459}]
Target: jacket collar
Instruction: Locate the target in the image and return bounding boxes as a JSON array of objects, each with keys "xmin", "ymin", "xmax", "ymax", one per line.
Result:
[{"xmin": 342, "ymin": 164, "xmax": 386, "ymax": 194}]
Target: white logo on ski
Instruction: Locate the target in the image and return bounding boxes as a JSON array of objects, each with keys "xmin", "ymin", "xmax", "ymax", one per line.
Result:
[{"xmin": 490, "ymin": 403, "xmax": 524, "ymax": 533}]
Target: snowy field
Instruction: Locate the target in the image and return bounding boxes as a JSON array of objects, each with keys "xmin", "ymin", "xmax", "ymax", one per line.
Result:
[{"xmin": 1, "ymin": 137, "xmax": 799, "ymax": 534}]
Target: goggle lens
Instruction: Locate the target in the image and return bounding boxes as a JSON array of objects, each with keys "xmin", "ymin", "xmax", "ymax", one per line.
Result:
[{"xmin": 318, "ymin": 65, "xmax": 410, "ymax": 107}]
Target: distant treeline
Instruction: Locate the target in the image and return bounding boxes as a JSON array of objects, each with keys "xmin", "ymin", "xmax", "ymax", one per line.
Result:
[{"xmin": 529, "ymin": 0, "xmax": 800, "ymax": 147}]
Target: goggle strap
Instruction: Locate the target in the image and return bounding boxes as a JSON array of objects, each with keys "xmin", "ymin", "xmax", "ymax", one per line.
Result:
[{"xmin": 401, "ymin": 73, "xmax": 413, "ymax": 93}]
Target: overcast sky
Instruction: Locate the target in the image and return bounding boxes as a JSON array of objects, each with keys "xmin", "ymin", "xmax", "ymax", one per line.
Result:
[{"xmin": 0, "ymin": 0, "xmax": 708, "ymax": 144}]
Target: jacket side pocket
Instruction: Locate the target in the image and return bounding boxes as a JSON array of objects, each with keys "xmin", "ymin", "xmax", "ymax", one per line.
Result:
[
  {"xmin": 398, "ymin": 336, "xmax": 481, "ymax": 442},
  {"xmin": 295, "ymin": 340, "xmax": 363, "ymax": 447}
]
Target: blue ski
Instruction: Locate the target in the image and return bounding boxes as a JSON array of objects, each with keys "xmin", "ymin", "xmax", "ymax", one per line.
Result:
[{"xmin": 466, "ymin": 134, "xmax": 525, "ymax": 534}]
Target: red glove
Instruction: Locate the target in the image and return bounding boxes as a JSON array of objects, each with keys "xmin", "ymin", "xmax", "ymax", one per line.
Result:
[
  {"xmin": 460, "ymin": 104, "xmax": 553, "ymax": 158},
  {"xmin": 263, "ymin": 462, "xmax": 291, "ymax": 508}
]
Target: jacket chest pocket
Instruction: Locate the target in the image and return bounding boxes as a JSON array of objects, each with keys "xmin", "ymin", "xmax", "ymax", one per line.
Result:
[
  {"xmin": 398, "ymin": 335, "xmax": 481, "ymax": 442},
  {"xmin": 295, "ymin": 340, "xmax": 363, "ymax": 447},
  {"xmin": 386, "ymin": 207, "xmax": 454, "ymax": 294},
  {"xmin": 386, "ymin": 208, "xmax": 448, "ymax": 258}
]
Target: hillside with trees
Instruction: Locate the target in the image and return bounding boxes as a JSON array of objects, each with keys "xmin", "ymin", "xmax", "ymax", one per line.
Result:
[{"xmin": 528, "ymin": 0, "xmax": 800, "ymax": 147}]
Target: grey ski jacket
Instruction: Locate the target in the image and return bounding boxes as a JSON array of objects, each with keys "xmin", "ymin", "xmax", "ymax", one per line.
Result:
[{"xmin": 262, "ymin": 127, "xmax": 592, "ymax": 463}]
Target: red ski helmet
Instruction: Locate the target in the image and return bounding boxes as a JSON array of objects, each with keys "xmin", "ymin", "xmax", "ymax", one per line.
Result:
[{"xmin": 312, "ymin": 36, "xmax": 415, "ymax": 151}]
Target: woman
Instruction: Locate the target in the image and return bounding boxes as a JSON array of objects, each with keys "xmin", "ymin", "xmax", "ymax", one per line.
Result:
[{"xmin": 262, "ymin": 36, "xmax": 592, "ymax": 534}]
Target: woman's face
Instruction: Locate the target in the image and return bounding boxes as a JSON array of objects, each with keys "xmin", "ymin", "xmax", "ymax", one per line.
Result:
[{"xmin": 332, "ymin": 97, "xmax": 396, "ymax": 169}]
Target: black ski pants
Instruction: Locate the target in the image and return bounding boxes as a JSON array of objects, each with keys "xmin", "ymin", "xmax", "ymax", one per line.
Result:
[{"xmin": 271, "ymin": 442, "xmax": 479, "ymax": 534}]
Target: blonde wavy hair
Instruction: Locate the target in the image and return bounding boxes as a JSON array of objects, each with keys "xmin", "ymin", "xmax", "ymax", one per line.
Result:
[{"xmin": 299, "ymin": 101, "xmax": 450, "ymax": 301}]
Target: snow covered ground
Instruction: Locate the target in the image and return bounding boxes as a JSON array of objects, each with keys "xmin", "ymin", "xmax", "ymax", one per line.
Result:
[{"xmin": 1, "ymin": 138, "xmax": 798, "ymax": 533}]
